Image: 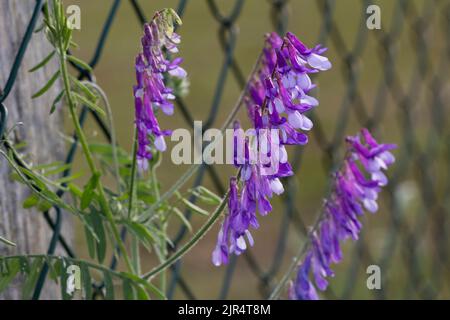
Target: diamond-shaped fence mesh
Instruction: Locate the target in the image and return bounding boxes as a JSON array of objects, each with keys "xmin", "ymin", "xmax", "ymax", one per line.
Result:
[{"xmin": 0, "ymin": 0, "xmax": 449, "ymax": 299}]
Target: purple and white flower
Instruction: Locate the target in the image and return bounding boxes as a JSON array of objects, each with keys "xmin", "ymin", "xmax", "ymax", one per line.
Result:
[
  {"xmin": 133, "ymin": 11, "xmax": 186, "ymax": 172},
  {"xmin": 213, "ymin": 32, "xmax": 331, "ymax": 266},
  {"xmin": 289, "ymin": 129, "xmax": 396, "ymax": 300}
]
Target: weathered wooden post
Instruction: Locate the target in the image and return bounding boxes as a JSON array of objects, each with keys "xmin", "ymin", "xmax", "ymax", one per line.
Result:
[{"xmin": 0, "ymin": 0, "xmax": 71, "ymax": 299}]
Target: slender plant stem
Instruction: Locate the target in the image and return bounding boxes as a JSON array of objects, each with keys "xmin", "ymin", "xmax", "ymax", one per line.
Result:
[
  {"xmin": 127, "ymin": 128, "xmax": 138, "ymax": 219},
  {"xmin": 268, "ymin": 209, "xmax": 326, "ymax": 300},
  {"xmin": 150, "ymin": 153, "xmax": 167, "ymax": 292},
  {"xmin": 85, "ymin": 81, "xmax": 121, "ymax": 192},
  {"xmin": 131, "ymin": 236, "xmax": 141, "ymax": 274},
  {"xmin": 141, "ymin": 189, "xmax": 230, "ymax": 280},
  {"xmin": 1, "ymin": 255, "xmax": 127, "ymax": 280},
  {"xmin": 268, "ymin": 237, "xmax": 311, "ymax": 300},
  {"xmin": 128, "ymin": 128, "xmax": 141, "ymax": 273},
  {"xmin": 59, "ymin": 51, "xmax": 134, "ymax": 274},
  {"xmin": 151, "ymin": 152, "xmax": 162, "ymax": 200}
]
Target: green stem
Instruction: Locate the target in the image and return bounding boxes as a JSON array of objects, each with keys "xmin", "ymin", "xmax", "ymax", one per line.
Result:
[
  {"xmin": 1, "ymin": 255, "xmax": 127, "ymax": 280},
  {"xmin": 150, "ymin": 153, "xmax": 166, "ymax": 292},
  {"xmin": 131, "ymin": 236, "xmax": 141, "ymax": 274},
  {"xmin": 141, "ymin": 189, "xmax": 229, "ymax": 280},
  {"xmin": 59, "ymin": 52, "xmax": 134, "ymax": 274},
  {"xmin": 86, "ymin": 81, "xmax": 121, "ymax": 192},
  {"xmin": 268, "ymin": 236, "xmax": 312, "ymax": 300},
  {"xmin": 127, "ymin": 128, "xmax": 138, "ymax": 219},
  {"xmin": 128, "ymin": 128, "xmax": 141, "ymax": 274},
  {"xmin": 159, "ymin": 225, "xmax": 167, "ymax": 292},
  {"xmin": 151, "ymin": 152, "xmax": 161, "ymax": 200}
]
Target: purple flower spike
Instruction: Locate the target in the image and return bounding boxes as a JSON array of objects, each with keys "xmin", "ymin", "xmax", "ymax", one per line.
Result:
[
  {"xmin": 288, "ymin": 253, "xmax": 319, "ymax": 300},
  {"xmin": 212, "ymin": 177, "xmax": 256, "ymax": 266},
  {"xmin": 290, "ymin": 129, "xmax": 396, "ymax": 300},
  {"xmin": 213, "ymin": 32, "xmax": 331, "ymax": 266},
  {"xmin": 133, "ymin": 11, "xmax": 186, "ymax": 172}
]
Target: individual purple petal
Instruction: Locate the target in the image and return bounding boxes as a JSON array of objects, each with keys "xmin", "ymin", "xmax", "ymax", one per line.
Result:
[{"xmin": 307, "ymin": 53, "xmax": 332, "ymax": 71}]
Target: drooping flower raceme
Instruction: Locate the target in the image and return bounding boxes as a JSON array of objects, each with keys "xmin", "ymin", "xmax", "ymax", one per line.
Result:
[
  {"xmin": 212, "ymin": 32, "xmax": 331, "ymax": 266},
  {"xmin": 133, "ymin": 10, "xmax": 186, "ymax": 171},
  {"xmin": 289, "ymin": 128, "xmax": 396, "ymax": 300}
]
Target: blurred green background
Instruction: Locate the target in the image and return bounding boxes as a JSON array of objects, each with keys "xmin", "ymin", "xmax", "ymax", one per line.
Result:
[{"xmin": 63, "ymin": 0, "xmax": 450, "ymax": 299}]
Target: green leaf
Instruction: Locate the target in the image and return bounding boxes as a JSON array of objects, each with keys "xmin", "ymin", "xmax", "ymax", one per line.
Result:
[
  {"xmin": 70, "ymin": 76, "xmax": 97, "ymax": 101},
  {"xmin": 134, "ymin": 284, "xmax": 150, "ymax": 300},
  {"xmin": 52, "ymin": 259, "xmax": 63, "ymax": 281},
  {"xmin": 80, "ymin": 262, "xmax": 92, "ymax": 300},
  {"xmin": 120, "ymin": 272, "xmax": 165, "ymax": 300},
  {"xmin": 32, "ymin": 70, "xmax": 60, "ymax": 98},
  {"xmin": 0, "ymin": 259, "xmax": 20, "ymax": 293},
  {"xmin": 196, "ymin": 186, "xmax": 222, "ymax": 205},
  {"xmin": 34, "ymin": 22, "xmax": 46, "ymax": 33},
  {"xmin": 40, "ymin": 163, "xmax": 71, "ymax": 177},
  {"xmin": 0, "ymin": 236, "xmax": 16, "ymax": 247},
  {"xmin": 146, "ymin": 225, "xmax": 174, "ymax": 248},
  {"xmin": 67, "ymin": 55, "xmax": 92, "ymax": 72},
  {"xmin": 19, "ymin": 256, "xmax": 30, "ymax": 274},
  {"xmin": 37, "ymin": 199, "xmax": 53, "ymax": 212},
  {"xmin": 68, "ymin": 182, "xmax": 83, "ymax": 198},
  {"xmin": 23, "ymin": 194, "xmax": 39, "ymax": 209},
  {"xmin": 50, "ymin": 90, "xmax": 65, "ymax": 114},
  {"xmin": 125, "ymin": 221, "xmax": 155, "ymax": 251},
  {"xmin": 122, "ymin": 279, "xmax": 135, "ymax": 300},
  {"xmin": 46, "ymin": 257, "xmax": 59, "ymax": 283},
  {"xmin": 42, "ymin": 2, "xmax": 51, "ymax": 25},
  {"xmin": 54, "ymin": 172, "xmax": 83, "ymax": 184},
  {"xmin": 89, "ymin": 143, "xmax": 131, "ymax": 168},
  {"xmin": 80, "ymin": 172, "xmax": 100, "ymax": 210},
  {"xmin": 72, "ymin": 92, "xmax": 106, "ymax": 117},
  {"xmin": 171, "ymin": 207, "xmax": 192, "ymax": 233},
  {"xmin": 69, "ymin": 40, "xmax": 79, "ymax": 48},
  {"xmin": 21, "ymin": 257, "xmax": 44, "ymax": 299},
  {"xmin": 103, "ymin": 271, "xmax": 115, "ymax": 300},
  {"xmin": 84, "ymin": 215, "xmax": 97, "ymax": 260},
  {"xmin": 91, "ymin": 210, "xmax": 107, "ymax": 263},
  {"xmin": 181, "ymin": 198, "xmax": 210, "ymax": 216},
  {"xmin": 62, "ymin": 24, "xmax": 73, "ymax": 51},
  {"xmin": 23, "ymin": 192, "xmax": 52, "ymax": 212},
  {"xmin": 0, "ymin": 149, "xmax": 83, "ymax": 221},
  {"xmin": 19, "ymin": 167, "xmax": 47, "ymax": 190},
  {"xmin": 32, "ymin": 161, "xmax": 64, "ymax": 171},
  {"xmin": 29, "ymin": 50, "xmax": 56, "ymax": 72}
]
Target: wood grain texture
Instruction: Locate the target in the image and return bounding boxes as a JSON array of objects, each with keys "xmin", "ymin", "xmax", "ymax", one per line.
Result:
[{"xmin": 0, "ymin": 0, "xmax": 72, "ymax": 299}]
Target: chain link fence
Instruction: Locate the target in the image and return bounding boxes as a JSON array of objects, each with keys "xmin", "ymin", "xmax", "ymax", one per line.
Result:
[{"xmin": 1, "ymin": 0, "xmax": 449, "ymax": 299}]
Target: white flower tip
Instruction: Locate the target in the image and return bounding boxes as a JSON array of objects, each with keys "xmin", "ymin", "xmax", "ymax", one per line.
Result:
[
  {"xmin": 154, "ymin": 135, "xmax": 167, "ymax": 152},
  {"xmin": 288, "ymin": 111, "xmax": 303, "ymax": 129},
  {"xmin": 300, "ymin": 115, "xmax": 313, "ymax": 131},
  {"xmin": 270, "ymin": 178, "xmax": 285, "ymax": 195},
  {"xmin": 307, "ymin": 53, "xmax": 332, "ymax": 71}
]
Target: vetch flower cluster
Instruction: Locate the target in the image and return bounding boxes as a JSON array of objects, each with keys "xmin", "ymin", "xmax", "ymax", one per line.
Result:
[
  {"xmin": 289, "ymin": 128, "xmax": 396, "ymax": 300},
  {"xmin": 212, "ymin": 32, "xmax": 332, "ymax": 266},
  {"xmin": 133, "ymin": 9, "xmax": 186, "ymax": 171}
]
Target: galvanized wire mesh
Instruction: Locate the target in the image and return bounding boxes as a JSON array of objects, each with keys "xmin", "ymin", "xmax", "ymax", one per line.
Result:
[{"xmin": 0, "ymin": 0, "xmax": 449, "ymax": 299}]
